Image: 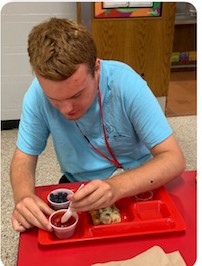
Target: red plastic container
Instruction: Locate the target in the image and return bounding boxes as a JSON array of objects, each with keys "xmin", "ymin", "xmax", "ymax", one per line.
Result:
[{"xmin": 38, "ymin": 186, "xmax": 186, "ymax": 246}]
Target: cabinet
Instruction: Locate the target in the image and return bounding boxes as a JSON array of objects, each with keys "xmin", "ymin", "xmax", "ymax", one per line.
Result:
[
  {"xmin": 79, "ymin": 2, "xmax": 176, "ymax": 97},
  {"xmin": 171, "ymin": 3, "xmax": 196, "ymax": 70}
]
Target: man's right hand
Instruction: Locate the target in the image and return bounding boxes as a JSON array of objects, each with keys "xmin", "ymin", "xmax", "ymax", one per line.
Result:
[{"xmin": 12, "ymin": 194, "xmax": 54, "ymax": 232}]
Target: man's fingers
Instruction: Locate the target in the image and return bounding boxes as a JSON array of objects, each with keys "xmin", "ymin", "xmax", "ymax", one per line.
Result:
[
  {"xmin": 70, "ymin": 180, "xmax": 113, "ymax": 211},
  {"xmin": 13, "ymin": 196, "xmax": 53, "ymax": 232},
  {"xmin": 12, "ymin": 216, "xmax": 30, "ymax": 232},
  {"xmin": 24, "ymin": 200, "xmax": 53, "ymax": 231},
  {"xmin": 70, "ymin": 182, "xmax": 98, "ymax": 201}
]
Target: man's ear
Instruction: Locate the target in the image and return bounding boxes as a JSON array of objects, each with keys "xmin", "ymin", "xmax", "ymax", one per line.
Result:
[{"xmin": 95, "ymin": 58, "xmax": 100, "ymax": 72}]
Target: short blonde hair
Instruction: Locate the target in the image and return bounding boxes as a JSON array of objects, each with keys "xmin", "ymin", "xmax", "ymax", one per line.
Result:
[{"xmin": 28, "ymin": 17, "xmax": 97, "ymax": 80}]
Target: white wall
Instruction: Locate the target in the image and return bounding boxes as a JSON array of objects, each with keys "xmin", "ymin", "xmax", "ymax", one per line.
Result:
[{"xmin": 1, "ymin": 2, "xmax": 77, "ymax": 120}]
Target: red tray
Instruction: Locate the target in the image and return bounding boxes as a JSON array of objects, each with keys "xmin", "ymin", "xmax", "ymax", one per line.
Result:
[{"xmin": 38, "ymin": 186, "xmax": 186, "ymax": 246}]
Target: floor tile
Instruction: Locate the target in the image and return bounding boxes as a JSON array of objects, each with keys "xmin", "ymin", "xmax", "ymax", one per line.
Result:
[{"xmin": 165, "ymin": 70, "xmax": 196, "ymax": 117}]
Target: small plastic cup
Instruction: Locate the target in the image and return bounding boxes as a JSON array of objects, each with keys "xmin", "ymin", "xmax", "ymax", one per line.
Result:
[
  {"xmin": 49, "ymin": 209, "xmax": 79, "ymax": 239},
  {"xmin": 47, "ymin": 188, "xmax": 74, "ymax": 210},
  {"xmin": 133, "ymin": 191, "xmax": 154, "ymax": 201}
]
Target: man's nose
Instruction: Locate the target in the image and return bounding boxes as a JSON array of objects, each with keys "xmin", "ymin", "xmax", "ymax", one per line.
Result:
[{"xmin": 60, "ymin": 100, "xmax": 74, "ymax": 114}]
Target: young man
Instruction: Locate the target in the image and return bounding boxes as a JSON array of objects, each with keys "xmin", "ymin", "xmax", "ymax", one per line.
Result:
[{"xmin": 10, "ymin": 18, "xmax": 185, "ymax": 233}]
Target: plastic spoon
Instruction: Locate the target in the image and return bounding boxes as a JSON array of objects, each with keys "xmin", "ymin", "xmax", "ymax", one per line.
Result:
[{"xmin": 61, "ymin": 184, "xmax": 84, "ymax": 223}]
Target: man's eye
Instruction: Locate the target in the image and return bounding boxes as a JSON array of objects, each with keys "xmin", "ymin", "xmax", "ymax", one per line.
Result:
[{"xmin": 73, "ymin": 92, "xmax": 82, "ymax": 98}]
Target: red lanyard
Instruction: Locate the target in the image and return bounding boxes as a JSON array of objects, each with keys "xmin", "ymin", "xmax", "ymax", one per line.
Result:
[{"xmin": 75, "ymin": 86, "xmax": 122, "ymax": 168}]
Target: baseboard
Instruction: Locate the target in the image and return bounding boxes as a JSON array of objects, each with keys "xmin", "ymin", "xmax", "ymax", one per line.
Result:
[{"xmin": 1, "ymin": 120, "xmax": 20, "ymax": 130}]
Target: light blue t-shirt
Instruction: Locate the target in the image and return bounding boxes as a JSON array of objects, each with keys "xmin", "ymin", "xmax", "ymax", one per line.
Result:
[{"xmin": 17, "ymin": 60, "xmax": 172, "ymax": 182}]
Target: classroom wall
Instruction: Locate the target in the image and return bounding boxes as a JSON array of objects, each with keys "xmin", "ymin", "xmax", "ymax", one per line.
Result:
[{"xmin": 1, "ymin": 2, "xmax": 77, "ymax": 120}]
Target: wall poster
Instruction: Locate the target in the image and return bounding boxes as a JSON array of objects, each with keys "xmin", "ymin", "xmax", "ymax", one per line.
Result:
[{"xmin": 94, "ymin": 2, "xmax": 162, "ymax": 18}]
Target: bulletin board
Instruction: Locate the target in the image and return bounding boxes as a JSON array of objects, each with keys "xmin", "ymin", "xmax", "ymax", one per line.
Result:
[{"xmin": 94, "ymin": 2, "xmax": 162, "ymax": 18}]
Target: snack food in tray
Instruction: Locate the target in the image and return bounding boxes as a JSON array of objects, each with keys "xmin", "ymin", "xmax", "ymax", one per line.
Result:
[{"xmin": 89, "ymin": 204, "xmax": 121, "ymax": 225}]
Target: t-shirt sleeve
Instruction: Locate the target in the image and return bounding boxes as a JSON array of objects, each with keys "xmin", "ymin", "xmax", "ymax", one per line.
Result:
[{"xmin": 17, "ymin": 79, "xmax": 50, "ymax": 155}]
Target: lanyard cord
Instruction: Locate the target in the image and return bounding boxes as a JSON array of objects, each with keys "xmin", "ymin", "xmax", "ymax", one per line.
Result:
[{"xmin": 75, "ymin": 86, "xmax": 121, "ymax": 168}]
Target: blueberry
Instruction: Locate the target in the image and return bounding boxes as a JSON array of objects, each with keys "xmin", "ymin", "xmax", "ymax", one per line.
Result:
[
  {"xmin": 50, "ymin": 191, "xmax": 68, "ymax": 203},
  {"xmin": 50, "ymin": 193, "xmax": 58, "ymax": 202},
  {"xmin": 58, "ymin": 192, "xmax": 63, "ymax": 198}
]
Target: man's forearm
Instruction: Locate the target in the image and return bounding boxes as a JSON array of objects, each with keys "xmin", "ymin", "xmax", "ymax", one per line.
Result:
[
  {"xmin": 113, "ymin": 156, "xmax": 183, "ymax": 198},
  {"xmin": 10, "ymin": 148, "xmax": 38, "ymax": 203},
  {"xmin": 108, "ymin": 140, "xmax": 185, "ymax": 200}
]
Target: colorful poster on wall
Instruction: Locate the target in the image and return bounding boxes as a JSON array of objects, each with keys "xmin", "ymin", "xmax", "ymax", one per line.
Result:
[{"xmin": 94, "ymin": 2, "xmax": 162, "ymax": 18}]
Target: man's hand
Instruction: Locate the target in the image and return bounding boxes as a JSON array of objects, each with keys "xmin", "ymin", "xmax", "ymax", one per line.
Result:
[
  {"xmin": 68, "ymin": 179, "xmax": 118, "ymax": 212},
  {"xmin": 12, "ymin": 194, "xmax": 54, "ymax": 232}
]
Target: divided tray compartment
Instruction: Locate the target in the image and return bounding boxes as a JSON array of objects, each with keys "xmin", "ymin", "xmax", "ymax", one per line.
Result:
[{"xmin": 38, "ymin": 186, "xmax": 186, "ymax": 246}]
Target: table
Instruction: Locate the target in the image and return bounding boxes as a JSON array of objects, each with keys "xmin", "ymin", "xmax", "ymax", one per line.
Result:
[{"xmin": 17, "ymin": 171, "xmax": 196, "ymax": 266}]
